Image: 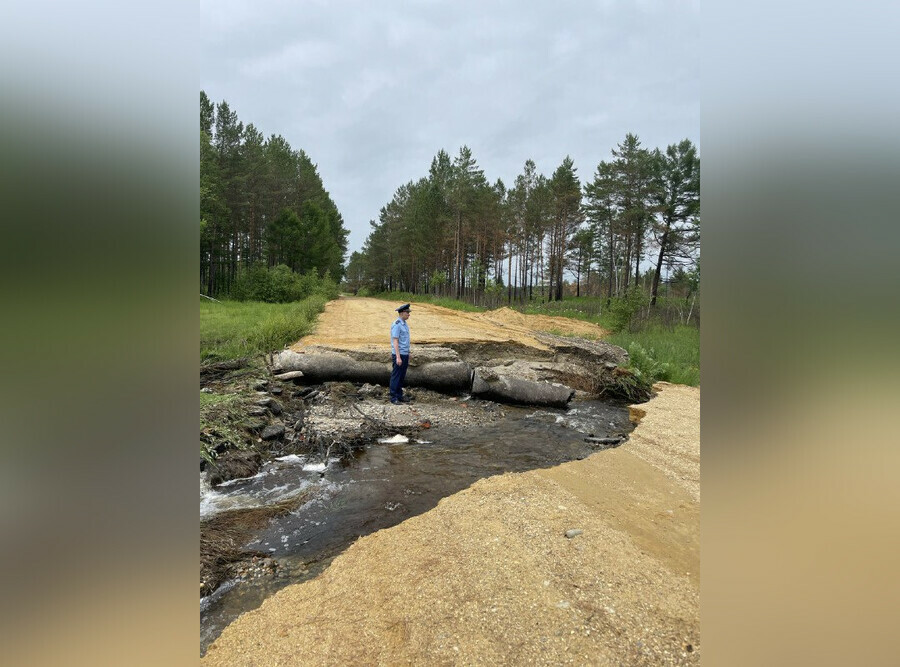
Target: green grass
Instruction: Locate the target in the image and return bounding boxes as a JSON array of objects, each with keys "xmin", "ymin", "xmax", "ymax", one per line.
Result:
[
  {"xmin": 519, "ymin": 295, "xmax": 606, "ymax": 323},
  {"xmin": 200, "ymin": 391, "xmax": 239, "ymax": 409},
  {"xmin": 201, "ymin": 296, "xmax": 329, "ymax": 361},
  {"xmin": 606, "ymin": 324, "xmax": 699, "ymax": 386}
]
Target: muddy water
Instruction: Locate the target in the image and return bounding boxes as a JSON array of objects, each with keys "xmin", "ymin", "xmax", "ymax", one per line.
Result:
[{"xmin": 200, "ymin": 399, "xmax": 633, "ymax": 654}]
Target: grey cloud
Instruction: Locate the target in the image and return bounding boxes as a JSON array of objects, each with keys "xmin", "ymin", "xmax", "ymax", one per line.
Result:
[{"xmin": 202, "ymin": 0, "xmax": 699, "ymax": 253}]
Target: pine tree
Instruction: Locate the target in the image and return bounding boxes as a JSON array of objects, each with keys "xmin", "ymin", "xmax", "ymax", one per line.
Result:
[
  {"xmin": 650, "ymin": 139, "xmax": 700, "ymax": 305},
  {"xmin": 548, "ymin": 156, "xmax": 582, "ymax": 301},
  {"xmin": 583, "ymin": 161, "xmax": 619, "ymax": 299}
]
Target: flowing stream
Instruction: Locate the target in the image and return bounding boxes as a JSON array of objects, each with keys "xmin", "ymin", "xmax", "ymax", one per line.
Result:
[{"xmin": 200, "ymin": 399, "xmax": 633, "ymax": 654}]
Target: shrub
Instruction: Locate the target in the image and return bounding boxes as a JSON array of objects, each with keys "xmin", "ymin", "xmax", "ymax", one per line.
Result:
[
  {"xmin": 600, "ymin": 366, "xmax": 653, "ymax": 403},
  {"xmin": 608, "ymin": 286, "xmax": 648, "ymax": 333},
  {"xmin": 626, "ymin": 342, "xmax": 673, "ymax": 383},
  {"xmin": 230, "ymin": 264, "xmax": 338, "ymax": 303}
]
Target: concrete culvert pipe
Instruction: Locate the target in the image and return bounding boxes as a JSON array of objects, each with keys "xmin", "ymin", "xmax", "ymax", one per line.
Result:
[
  {"xmin": 471, "ymin": 368, "xmax": 574, "ymax": 408},
  {"xmin": 273, "ymin": 350, "xmax": 472, "ymax": 393}
]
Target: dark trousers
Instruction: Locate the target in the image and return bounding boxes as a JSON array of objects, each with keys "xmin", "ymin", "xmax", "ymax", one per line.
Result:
[{"xmin": 389, "ymin": 354, "xmax": 409, "ymax": 400}]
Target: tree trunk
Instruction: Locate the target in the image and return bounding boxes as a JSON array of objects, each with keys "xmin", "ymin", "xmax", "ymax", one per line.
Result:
[
  {"xmin": 650, "ymin": 225, "xmax": 670, "ymax": 306},
  {"xmin": 507, "ymin": 241, "xmax": 513, "ymax": 304},
  {"xmin": 207, "ymin": 246, "xmax": 216, "ymax": 296},
  {"xmin": 607, "ymin": 218, "xmax": 614, "ymax": 301},
  {"xmin": 634, "ymin": 223, "xmax": 642, "ymax": 289},
  {"xmin": 575, "ymin": 257, "xmax": 581, "ymax": 298}
]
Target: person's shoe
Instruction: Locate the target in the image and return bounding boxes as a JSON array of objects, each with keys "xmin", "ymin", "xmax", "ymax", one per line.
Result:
[
  {"xmin": 399, "ymin": 396, "xmax": 412, "ymax": 403},
  {"xmin": 390, "ymin": 398, "xmax": 400, "ymax": 405}
]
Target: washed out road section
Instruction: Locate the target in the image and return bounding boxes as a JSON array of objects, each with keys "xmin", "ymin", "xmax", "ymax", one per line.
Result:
[{"xmin": 202, "ymin": 382, "xmax": 700, "ymax": 665}]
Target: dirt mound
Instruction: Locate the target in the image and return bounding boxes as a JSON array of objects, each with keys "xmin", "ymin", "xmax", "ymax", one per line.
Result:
[{"xmin": 474, "ymin": 306, "xmax": 609, "ymax": 339}]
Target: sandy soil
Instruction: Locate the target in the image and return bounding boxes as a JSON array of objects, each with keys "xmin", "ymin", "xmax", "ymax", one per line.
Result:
[
  {"xmin": 202, "ymin": 377, "xmax": 701, "ymax": 665},
  {"xmin": 291, "ymin": 296, "xmax": 609, "ymax": 352}
]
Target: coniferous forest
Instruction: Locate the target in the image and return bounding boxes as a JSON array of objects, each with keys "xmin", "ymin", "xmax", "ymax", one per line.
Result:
[
  {"xmin": 200, "ymin": 91, "xmax": 699, "ymax": 310},
  {"xmin": 346, "ymin": 137, "xmax": 699, "ymax": 308},
  {"xmin": 200, "ymin": 92, "xmax": 349, "ymax": 298}
]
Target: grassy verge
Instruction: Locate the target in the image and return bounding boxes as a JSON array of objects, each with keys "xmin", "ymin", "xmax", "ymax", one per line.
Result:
[
  {"xmin": 201, "ymin": 296, "xmax": 329, "ymax": 362},
  {"xmin": 519, "ymin": 295, "xmax": 606, "ymax": 322},
  {"xmin": 606, "ymin": 324, "xmax": 699, "ymax": 387}
]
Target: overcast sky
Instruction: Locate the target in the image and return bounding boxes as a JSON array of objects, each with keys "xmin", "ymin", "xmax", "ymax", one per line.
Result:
[{"xmin": 201, "ymin": 0, "xmax": 699, "ymax": 256}]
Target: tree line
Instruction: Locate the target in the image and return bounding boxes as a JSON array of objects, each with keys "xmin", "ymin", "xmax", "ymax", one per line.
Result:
[
  {"xmin": 345, "ymin": 134, "xmax": 699, "ymax": 306},
  {"xmin": 201, "ymin": 91, "xmax": 349, "ymax": 297}
]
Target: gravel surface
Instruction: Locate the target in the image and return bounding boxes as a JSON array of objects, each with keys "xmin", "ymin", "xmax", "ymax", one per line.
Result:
[
  {"xmin": 621, "ymin": 382, "xmax": 700, "ymax": 503},
  {"xmin": 202, "ymin": 384, "xmax": 700, "ymax": 666}
]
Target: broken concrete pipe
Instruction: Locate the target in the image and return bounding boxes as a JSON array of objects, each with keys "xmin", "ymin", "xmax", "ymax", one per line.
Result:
[
  {"xmin": 471, "ymin": 368, "xmax": 575, "ymax": 408},
  {"xmin": 273, "ymin": 349, "xmax": 574, "ymax": 408}
]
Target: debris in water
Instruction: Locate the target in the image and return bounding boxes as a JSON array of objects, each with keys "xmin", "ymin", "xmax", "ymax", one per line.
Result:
[{"xmin": 379, "ymin": 434, "xmax": 409, "ymax": 444}]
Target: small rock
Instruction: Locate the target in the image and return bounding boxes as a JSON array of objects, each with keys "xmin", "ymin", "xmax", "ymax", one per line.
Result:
[
  {"xmin": 269, "ymin": 387, "xmax": 283, "ymax": 395},
  {"xmin": 256, "ymin": 398, "xmax": 282, "ymax": 415},
  {"xmin": 247, "ymin": 407, "xmax": 267, "ymax": 416},
  {"xmin": 565, "ymin": 529, "xmax": 583, "ymax": 539},
  {"xmin": 200, "ymin": 387, "xmax": 213, "ymax": 394},
  {"xmin": 253, "ymin": 380, "xmax": 268, "ymax": 391},
  {"xmin": 261, "ymin": 424, "xmax": 285, "ymax": 440}
]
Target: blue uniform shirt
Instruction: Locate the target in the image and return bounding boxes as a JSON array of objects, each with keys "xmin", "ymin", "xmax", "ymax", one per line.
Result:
[{"xmin": 390, "ymin": 317, "xmax": 410, "ymax": 354}]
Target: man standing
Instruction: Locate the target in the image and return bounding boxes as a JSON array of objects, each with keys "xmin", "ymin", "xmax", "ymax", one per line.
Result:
[{"xmin": 389, "ymin": 303, "xmax": 411, "ymax": 404}]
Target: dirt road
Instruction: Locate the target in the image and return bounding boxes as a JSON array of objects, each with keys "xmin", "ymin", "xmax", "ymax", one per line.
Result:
[
  {"xmin": 203, "ymin": 299, "xmax": 700, "ymax": 665},
  {"xmin": 291, "ymin": 296, "xmax": 609, "ymax": 351}
]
